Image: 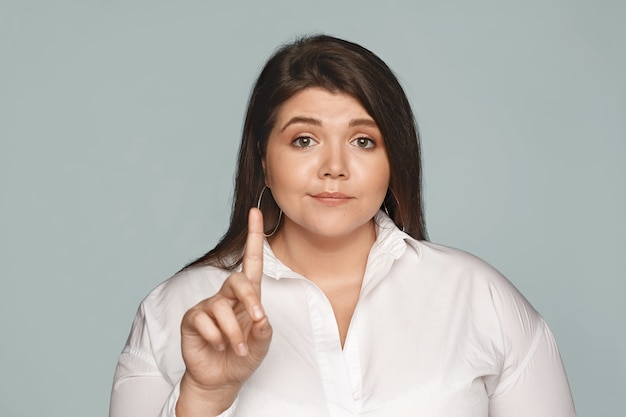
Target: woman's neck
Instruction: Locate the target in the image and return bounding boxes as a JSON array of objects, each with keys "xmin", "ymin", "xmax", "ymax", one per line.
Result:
[
  {"xmin": 270, "ymin": 218, "xmax": 376, "ymax": 348},
  {"xmin": 268, "ymin": 218, "xmax": 377, "ymax": 285}
]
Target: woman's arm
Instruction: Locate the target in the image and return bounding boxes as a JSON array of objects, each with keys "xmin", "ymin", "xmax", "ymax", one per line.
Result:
[
  {"xmin": 110, "ymin": 347, "xmax": 177, "ymax": 417},
  {"xmin": 489, "ymin": 319, "xmax": 576, "ymax": 417},
  {"xmin": 483, "ymin": 268, "xmax": 576, "ymax": 417},
  {"xmin": 110, "ymin": 209, "xmax": 271, "ymax": 417}
]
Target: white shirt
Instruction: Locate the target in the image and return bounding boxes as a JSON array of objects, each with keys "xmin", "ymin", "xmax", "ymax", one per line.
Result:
[{"xmin": 110, "ymin": 213, "xmax": 576, "ymax": 417}]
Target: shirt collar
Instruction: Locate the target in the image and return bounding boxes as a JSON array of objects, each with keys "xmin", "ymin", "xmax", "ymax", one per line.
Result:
[{"xmin": 262, "ymin": 211, "xmax": 420, "ymax": 281}]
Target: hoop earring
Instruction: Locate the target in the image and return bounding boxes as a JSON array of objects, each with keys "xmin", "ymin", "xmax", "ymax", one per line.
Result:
[
  {"xmin": 387, "ymin": 188, "xmax": 406, "ymax": 232},
  {"xmin": 257, "ymin": 186, "xmax": 283, "ymax": 238}
]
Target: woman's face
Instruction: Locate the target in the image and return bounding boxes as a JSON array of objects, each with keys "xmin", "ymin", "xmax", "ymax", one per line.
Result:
[{"xmin": 263, "ymin": 87, "xmax": 390, "ymax": 240}]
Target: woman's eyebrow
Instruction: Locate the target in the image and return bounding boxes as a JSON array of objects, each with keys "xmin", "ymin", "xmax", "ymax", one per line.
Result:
[
  {"xmin": 349, "ymin": 118, "xmax": 377, "ymax": 128},
  {"xmin": 280, "ymin": 117, "xmax": 321, "ymax": 132},
  {"xmin": 280, "ymin": 116, "xmax": 377, "ymax": 132}
]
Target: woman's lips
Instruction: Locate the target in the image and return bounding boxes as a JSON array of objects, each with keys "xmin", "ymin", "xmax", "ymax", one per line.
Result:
[{"xmin": 310, "ymin": 192, "xmax": 353, "ymax": 206}]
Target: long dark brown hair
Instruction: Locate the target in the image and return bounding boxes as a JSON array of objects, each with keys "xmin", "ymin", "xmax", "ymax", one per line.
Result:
[{"xmin": 184, "ymin": 34, "xmax": 427, "ymax": 271}]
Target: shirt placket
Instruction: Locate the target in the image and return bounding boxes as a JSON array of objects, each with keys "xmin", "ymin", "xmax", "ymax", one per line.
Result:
[{"xmin": 304, "ymin": 282, "xmax": 362, "ymax": 417}]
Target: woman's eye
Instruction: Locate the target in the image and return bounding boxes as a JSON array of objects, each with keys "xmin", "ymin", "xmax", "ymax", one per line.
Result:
[
  {"xmin": 292, "ymin": 136, "xmax": 317, "ymax": 148},
  {"xmin": 351, "ymin": 137, "xmax": 375, "ymax": 149}
]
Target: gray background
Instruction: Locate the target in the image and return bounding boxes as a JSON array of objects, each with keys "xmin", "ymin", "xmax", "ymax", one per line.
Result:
[{"xmin": 1, "ymin": 1, "xmax": 624, "ymax": 416}]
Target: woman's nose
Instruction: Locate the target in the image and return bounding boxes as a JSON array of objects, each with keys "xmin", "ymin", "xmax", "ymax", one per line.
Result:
[{"xmin": 318, "ymin": 143, "xmax": 349, "ymax": 179}]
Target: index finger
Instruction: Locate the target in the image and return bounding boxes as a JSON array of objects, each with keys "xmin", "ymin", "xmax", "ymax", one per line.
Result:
[{"xmin": 242, "ymin": 207, "xmax": 265, "ymax": 286}]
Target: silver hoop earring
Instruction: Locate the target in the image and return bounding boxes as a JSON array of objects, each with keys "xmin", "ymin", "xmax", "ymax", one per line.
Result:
[
  {"xmin": 386, "ymin": 188, "xmax": 406, "ymax": 232},
  {"xmin": 257, "ymin": 186, "xmax": 283, "ymax": 238}
]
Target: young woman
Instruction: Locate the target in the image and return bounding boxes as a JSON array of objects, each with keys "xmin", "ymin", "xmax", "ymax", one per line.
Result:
[{"xmin": 110, "ymin": 35, "xmax": 576, "ymax": 417}]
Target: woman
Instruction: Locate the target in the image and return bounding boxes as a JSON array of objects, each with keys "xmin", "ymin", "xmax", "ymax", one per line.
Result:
[{"xmin": 110, "ymin": 35, "xmax": 576, "ymax": 417}]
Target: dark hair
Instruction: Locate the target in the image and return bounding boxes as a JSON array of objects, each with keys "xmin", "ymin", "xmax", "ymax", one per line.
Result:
[{"xmin": 185, "ymin": 34, "xmax": 427, "ymax": 271}]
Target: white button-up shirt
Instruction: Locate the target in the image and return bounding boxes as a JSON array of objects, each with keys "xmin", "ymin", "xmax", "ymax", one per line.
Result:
[{"xmin": 110, "ymin": 213, "xmax": 575, "ymax": 416}]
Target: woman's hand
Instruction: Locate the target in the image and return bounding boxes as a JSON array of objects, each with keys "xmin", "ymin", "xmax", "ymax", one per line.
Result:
[{"xmin": 176, "ymin": 208, "xmax": 272, "ymax": 417}]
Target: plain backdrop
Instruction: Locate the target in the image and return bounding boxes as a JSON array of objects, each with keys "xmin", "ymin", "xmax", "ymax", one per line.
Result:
[{"xmin": 1, "ymin": 1, "xmax": 624, "ymax": 416}]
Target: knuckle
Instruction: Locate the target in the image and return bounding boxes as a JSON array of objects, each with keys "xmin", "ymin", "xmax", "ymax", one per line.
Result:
[
  {"xmin": 189, "ymin": 310, "xmax": 204, "ymax": 325},
  {"xmin": 222, "ymin": 273, "xmax": 241, "ymax": 290},
  {"xmin": 183, "ymin": 307, "xmax": 199, "ymax": 322},
  {"xmin": 224, "ymin": 329, "xmax": 244, "ymax": 344},
  {"xmin": 182, "ymin": 308, "xmax": 205, "ymax": 330},
  {"xmin": 211, "ymin": 297, "xmax": 231, "ymax": 312},
  {"xmin": 224, "ymin": 274, "xmax": 236, "ymax": 283},
  {"xmin": 239, "ymin": 285, "xmax": 257, "ymax": 301}
]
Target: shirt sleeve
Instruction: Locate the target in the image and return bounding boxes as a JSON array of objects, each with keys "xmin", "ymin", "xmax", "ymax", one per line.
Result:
[
  {"xmin": 488, "ymin": 319, "xmax": 576, "ymax": 417},
  {"xmin": 486, "ymin": 276, "xmax": 576, "ymax": 417},
  {"xmin": 109, "ymin": 346, "xmax": 177, "ymax": 417},
  {"xmin": 109, "ymin": 302, "xmax": 239, "ymax": 417}
]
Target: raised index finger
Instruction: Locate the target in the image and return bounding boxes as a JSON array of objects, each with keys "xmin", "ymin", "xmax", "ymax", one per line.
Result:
[{"xmin": 242, "ymin": 207, "xmax": 265, "ymax": 286}]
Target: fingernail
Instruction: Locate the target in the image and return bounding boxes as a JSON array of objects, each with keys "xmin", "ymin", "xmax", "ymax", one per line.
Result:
[
  {"xmin": 236, "ymin": 343, "xmax": 248, "ymax": 356},
  {"xmin": 251, "ymin": 305, "xmax": 264, "ymax": 320}
]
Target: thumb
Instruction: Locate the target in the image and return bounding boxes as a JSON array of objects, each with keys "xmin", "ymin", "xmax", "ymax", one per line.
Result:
[{"xmin": 247, "ymin": 316, "xmax": 272, "ymax": 360}]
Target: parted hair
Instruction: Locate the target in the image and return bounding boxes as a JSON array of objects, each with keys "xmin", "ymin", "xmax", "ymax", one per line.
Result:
[{"xmin": 184, "ymin": 34, "xmax": 427, "ymax": 271}]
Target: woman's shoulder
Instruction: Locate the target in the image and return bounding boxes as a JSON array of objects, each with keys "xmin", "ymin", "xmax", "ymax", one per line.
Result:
[
  {"xmin": 130, "ymin": 264, "xmax": 232, "ymax": 332},
  {"xmin": 142, "ymin": 264, "xmax": 231, "ymax": 313},
  {"xmin": 410, "ymin": 239, "xmax": 504, "ymax": 279},
  {"xmin": 409, "ymin": 238, "xmax": 545, "ymax": 350},
  {"xmin": 119, "ymin": 265, "xmax": 232, "ymax": 383},
  {"xmin": 413, "ymin": 237, "xmax": 542, "ymax": 324},
  {"xmin": 406, "ymin": 239, "xmax": 535, "ymax": 310}
]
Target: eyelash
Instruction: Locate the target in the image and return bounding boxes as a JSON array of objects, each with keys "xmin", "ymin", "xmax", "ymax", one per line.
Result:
[
  {"xmin": 291, "ymin": 136, "xmax": 377, "ymax": 149},
  {"xmin": 292, "ymin": 136, "xmax": 317, "ymax": 148},
  {"xmin": 351, "ymin": 137, "xmax": 376, "ymax": 149}
]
